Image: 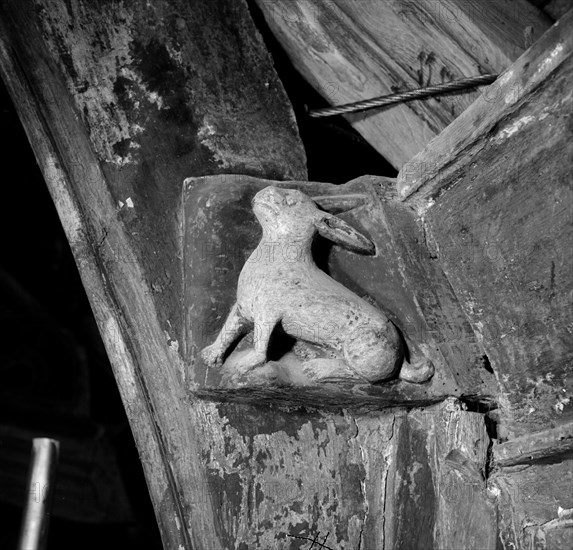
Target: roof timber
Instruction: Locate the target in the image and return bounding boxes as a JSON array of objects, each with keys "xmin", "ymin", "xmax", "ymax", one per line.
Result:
[{"xmin": 254, "ymin": 0, "xmax": 552, "ymax": 169}]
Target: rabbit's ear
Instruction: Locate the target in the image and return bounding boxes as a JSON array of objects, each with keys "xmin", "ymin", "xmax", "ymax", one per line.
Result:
[
  {"xmin": 315, "ymin": 214, "xmax": 376, "ymax": 255},
  {"xmin": 311, "ymin": 193, "xmax": 368, "ymax": 215}
]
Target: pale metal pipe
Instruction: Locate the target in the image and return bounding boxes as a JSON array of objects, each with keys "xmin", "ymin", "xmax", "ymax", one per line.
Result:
[{"xmin": 17, "ymin": 438, "xmax": 60, "ymax": 550}]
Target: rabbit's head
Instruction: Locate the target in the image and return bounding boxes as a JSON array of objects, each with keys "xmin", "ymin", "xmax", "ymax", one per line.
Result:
[{"xmin": 252, "ymin": 186, "xmax": 375, "ymax": 254}]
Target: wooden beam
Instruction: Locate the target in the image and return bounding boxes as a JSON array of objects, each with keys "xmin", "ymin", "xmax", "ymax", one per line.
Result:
[
  {"xmin": 0, "ymin": 0, "xmax": 305, "ymax": 547},
  {"xmin": 0, "ymin": 1, "xmax": 497, "ymax": 547},
  {"xmin": 398, "ymin": 8, "xmax": 573, "ymax": 204},
  {"xmin": 490, "ymin": 459, "xmax": 573, "ymax": 549},
  {"xmin": 493, "ymin": 420, "xmax": 573, "ymax": 467},
  {"xmin": 388, "ymin": 399, "xmax": 497, "ymax": 550},
  {"xmin": 545, "ymin": 0, "xmax": 572, "ymax": 20},
  {"xmin": 253, "ymin": 0, "xmax": 551, "ymax": 169},
  {"xmin": 397, "ymin": 11, "xmax": 573, "ymax": 438}
]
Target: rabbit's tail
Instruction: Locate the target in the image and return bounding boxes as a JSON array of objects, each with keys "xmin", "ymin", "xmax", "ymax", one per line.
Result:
[{"xmin": 398, "ymin": 344, "xmax": 435, "ymax": 384}]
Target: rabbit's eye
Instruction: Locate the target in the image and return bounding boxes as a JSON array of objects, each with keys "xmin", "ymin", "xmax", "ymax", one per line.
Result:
[{"xmin": 285, "ymin": 195, "xmax": 297, "ymax": 206}]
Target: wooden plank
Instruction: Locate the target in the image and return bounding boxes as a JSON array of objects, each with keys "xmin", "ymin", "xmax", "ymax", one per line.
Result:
[
  {"xmin": 0, "ymin": 0, "xmax": 307, "ymax": 547},
  {"xmin": 253, "ymin": 0, "xmax": 551, "ymax": 169},
  {"xmin": 523, "ymin": 512, "xmax": 573, "ymax": 550},
  {"xmin": 0, "ymin": 1, "xmax": 485, "ymax": 548},
  {"xmin": 396, "ymin": 12, "xmax": 573, "ymax": 438},
  {"xmin": 397, "ymin": 9, "xmax": 573, "ymax": 204},
  {"xmin": 0, "ymin": 1, "xmax": 501, "ymax": 547},
  {"xmin": 387, "ymin": 399, "xmax": 496, "ymax": 549},
  {"xmin": 545, "ymin": 0, "xmax": 573, "ymax": 20},
  {"xmin": 494, "ymin": 420, "xmax": 573, "ymax": 467},
  {"xmin": 490, "ymin": 460, "xmax": 573, "ymax": 550}
]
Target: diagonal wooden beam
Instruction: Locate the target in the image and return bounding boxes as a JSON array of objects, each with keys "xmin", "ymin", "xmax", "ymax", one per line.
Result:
[
  {"xmin": 253, "ymin": 0, "xmax": 551, "ymax": 169},
  {"xmin": 0, "ymin": 0, "xmax": 305, "ymax": 547},
  {"xmin": 0, "ymin": 0, "xmax": 500, "ymax": 547},
  {"xmin": 397, "ymin": 8, "xmax": 573, "ymax": 206},
  {"xmin": 397, "ymin": 10, "xmax": 573, "ymax": 438}
]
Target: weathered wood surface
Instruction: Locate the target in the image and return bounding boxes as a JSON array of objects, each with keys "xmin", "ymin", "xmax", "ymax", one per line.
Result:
[
  {"xmin": 254, "ymin": 0, "xmax": 551, "ymax": 169},
  {"xmin": 494, "ymin": 419, "xmax": 573, "ymax": 467},
  {"xmin": 490, "ymin": 459, "xmax": 573, "ymax": 550},
  {"xmin": 0, "ymin": 0, "xmax": 310, "ymax": 547},
  {"xmin": 398, "ymin": 8, "xmax": 573, "ymax": 204},
  {"xmin": 387, "ymin": 399, "xmax": 497, "ymax": 550},
  {"xmin": 544, "ymin": 0, "xmax": 573, "ymax": 20},
  {"xmin": 184, "ymin": 174, "xmax": 496, "ymax": 408},
  {"xmin": 0, "ymin": 0, "xmax": 494, "ymax": 547},
  {"xmin": 0, "ymin": 2, "xmax": 503, "ymax": 548},
  {"xmin": 396, "ymin": 12, "xmax": 573, "ymax": 438}
]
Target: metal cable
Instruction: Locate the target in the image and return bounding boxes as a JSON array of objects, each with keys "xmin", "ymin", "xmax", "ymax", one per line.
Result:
[{"xmin": 308, "ymin": 74, "xmax": 498, "ymax": 118}]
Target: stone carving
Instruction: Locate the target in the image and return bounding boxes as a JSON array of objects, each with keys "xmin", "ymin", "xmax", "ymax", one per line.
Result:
[{"xmin": 201, "ymin": 186, "xmax": 434, "ymax": 384}]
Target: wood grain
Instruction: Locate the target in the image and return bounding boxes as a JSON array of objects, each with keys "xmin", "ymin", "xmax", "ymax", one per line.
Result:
[
  {"xmin": 397, "ymin": 8, "xmax": 573, "ymax": 204},
  {"xmin": 494, "ymin": 420, "xmax": 573, "ymax": 467},
  {"xmin": 0, "ymin": 0, "xmax": 306, "ymax": 547},
  {"xmin": 389, "ymin": 399, "xmax": 496, "ymax": 550},
  {"xmin": 397, "ymin": 12, "xmax": 573, "ymax": 438},
  {"xmin": 254, "ymin": 0, "xmax": 551, "ymax": 169},
  {"xmin": 0, "ymin": 0, "xmax": 503, "ymax": 547},
  {"xmin": 491, "ymin": 459, "xmax": 573, "ymax": 549}
]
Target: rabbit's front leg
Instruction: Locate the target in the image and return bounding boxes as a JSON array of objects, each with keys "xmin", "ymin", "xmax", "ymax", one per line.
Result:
[
  {"xmin": 201, "ymin": 302, "xmax": 250, "ymax": 367},
  {"xmin": 234, "ymin": 313, "xmax": 279, "ymax": 371}
]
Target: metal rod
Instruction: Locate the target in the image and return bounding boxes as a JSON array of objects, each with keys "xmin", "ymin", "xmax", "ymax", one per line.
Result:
[
  {"xmin": 17, "ymin": 438, "xmax": 60, "ymax": 550},
  {"xmin": 308, "ymin": 74, "xmax": 498, "ymax": 118}
]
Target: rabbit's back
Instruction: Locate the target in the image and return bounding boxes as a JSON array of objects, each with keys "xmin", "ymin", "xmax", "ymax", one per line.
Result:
[
  {"xmin": 238, "ymin": 259, "xmax": 390, "ymax": 348},
  {"xmin": 280, "ymin": 272, "xmax": 390, "ymax": 346}
]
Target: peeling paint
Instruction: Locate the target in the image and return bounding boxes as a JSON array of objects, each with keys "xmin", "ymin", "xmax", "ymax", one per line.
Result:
[
  {"xmin": 164, "ymin": 330, "xmax": 180, "ymax": 353},
  {"xmin": 536, "ymin": 43, "xmax": 564, "ymax": 77},
  {"xmin": 192, "ymin": 405, "xmax": 371, "ymax": 548},
  {"xmin": 34, "ymin": 0, "xmax": 168, "ymax": 165},
  {"xmin": 495, "ymin": 116, "xmax": 535, "ymax": 142},
  {"xmin": 558, "ymin": 506, "xmax": 573, "ymax": 518},
  {"xmin": 554, "ymin": 396, "xmax": 571, "ymax": 414}
]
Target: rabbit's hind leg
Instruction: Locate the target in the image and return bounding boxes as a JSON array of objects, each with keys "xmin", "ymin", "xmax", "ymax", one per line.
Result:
[
  {"xmin": 201, "ymin": 302, "xmax": 251, "ymax": 367},
  {"xmin": 343, "ymin": 323, "xmax": 403, "ymax": 383}
]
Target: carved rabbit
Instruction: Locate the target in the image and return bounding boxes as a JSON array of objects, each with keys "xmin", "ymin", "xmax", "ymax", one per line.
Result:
[{"xmin": 201, "ymin": 186, "xmax": 434, "ymax": 384}]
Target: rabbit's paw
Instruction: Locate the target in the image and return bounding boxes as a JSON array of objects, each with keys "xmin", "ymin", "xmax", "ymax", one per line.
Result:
[
  {"xmin": 399, "ymin": 357, "xmax": 435, "ymax": 384},
  {"xmin": 201, "ymin": 344, "xmax": 225, "ymax": 368}
]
